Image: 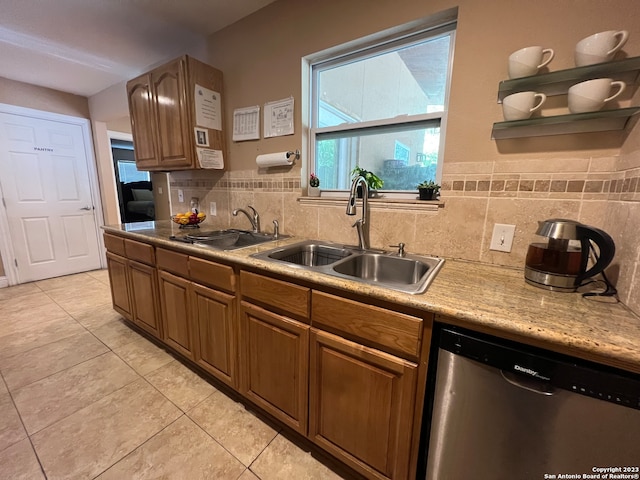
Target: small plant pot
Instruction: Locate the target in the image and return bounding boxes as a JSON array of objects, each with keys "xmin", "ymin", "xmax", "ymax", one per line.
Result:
[
  {"xmin": 308, "ymin": 186, "xmax": 321, "ymax": 197},
  {"xmin": 418, "ymin": 188, "xmax": 438, "ymax": 200}
]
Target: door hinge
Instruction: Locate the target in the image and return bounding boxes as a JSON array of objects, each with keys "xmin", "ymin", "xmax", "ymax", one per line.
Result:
[
  {"xmin": 14, "ymin": 259, "xmax": 17, "ymax": 267},
  {"xmin": 2, "ymin": 198, "xmax": 5, "ymax": 208}
]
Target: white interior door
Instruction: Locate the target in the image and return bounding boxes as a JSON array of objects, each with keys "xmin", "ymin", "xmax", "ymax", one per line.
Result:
[{"xmin": 0, "ymin": 112, "xmax": 102, "ymax": 283}]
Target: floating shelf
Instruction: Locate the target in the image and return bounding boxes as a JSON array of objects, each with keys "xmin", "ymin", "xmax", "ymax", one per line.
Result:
[
  {"xmin": 497, "ymin": 56, "xmax": 640, "ymax": 103},
  {"xmin": 491, "ymin": 107, "xmax": 640, "ymax": 140}
]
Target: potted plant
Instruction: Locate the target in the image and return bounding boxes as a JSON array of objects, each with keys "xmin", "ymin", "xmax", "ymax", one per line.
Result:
[
  {"xmin": 308, "ymin": 173, "xmax": 321, "ymax": 196},
  {"xmin": 417, "ymin": 180, "xmax": 441, "ymax": 200},
  {"xmin": 351, "ymin": 166, "xmax": 384, "ymax": 197}
]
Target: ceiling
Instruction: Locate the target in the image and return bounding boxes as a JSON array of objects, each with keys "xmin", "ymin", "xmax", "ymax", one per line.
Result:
[{"xmin": 0, "ymin": 0, "xmax": 277, "ymax": 97}]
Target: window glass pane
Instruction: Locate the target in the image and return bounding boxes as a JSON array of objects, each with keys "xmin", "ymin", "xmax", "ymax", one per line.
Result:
[
  {"xmin": 316, "ymin": 122, "xmax": 440, "ymax": 191},
  {"xmin": 117, "ymin": 160, "xmax": 150, "ymax": 183},
  {"xmin": 316, "ymin": 34, "xmax": 451, "ymax": 128}
]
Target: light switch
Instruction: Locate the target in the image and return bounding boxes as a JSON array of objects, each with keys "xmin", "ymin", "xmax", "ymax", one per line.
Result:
[
  {"xmin": 490, "ymin": 224, "xmax": 516, "ymax": 252},
  {"xmin": 210, "ymin": 202, "xmax": 217, "ymax": 216},
  {"xmin": 177, "ymin": 189, "xmax": 184, "ymax": 203}
]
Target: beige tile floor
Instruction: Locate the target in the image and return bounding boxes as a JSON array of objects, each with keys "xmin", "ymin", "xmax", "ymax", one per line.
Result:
[{"xmin": 0, "ymin": 269, "xmax": 349, "ymax": 480}]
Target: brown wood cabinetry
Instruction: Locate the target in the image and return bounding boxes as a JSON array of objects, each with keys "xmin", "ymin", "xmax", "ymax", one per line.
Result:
[
  {"xmin": 106, "ymin": 251, "xmax": 132, "ymax": 320},
  {"xmin": 155, "ymin": 248, "xmax": 238, "ymax": 387},
  {"xmin": 158, "ymin": 270, "xmax": 194, "ymax": 360},
  {"xmin": 192, "ymin": 282, "xmax": 236, "ymax": 387},
  {"xmin": 128, "ymin": 260, "xmax": 161, "ymax": 337},
  {"xmin": 309, "ymin": 329, "xmax": 418, "ymax": 480},
  {"xmin": 105, "ymin": 233, "xmax": 161, "ymax": 339},
  {"xmin": 239, "ymin": 271, "xmax": 311, "ymax": 434},
  {"xmin": 126, "ymin": 55, "xmax": 226, "ymax": 171},
  {"xmin": 105, "ymin": 236, "xmax": 431, "ymax": 480},
  {"xmin": 239, "ymin": 301, "xmax": 309, "ymax": 434}
]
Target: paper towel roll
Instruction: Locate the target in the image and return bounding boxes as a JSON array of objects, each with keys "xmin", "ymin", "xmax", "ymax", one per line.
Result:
[{"xmin": 256, "ymin": 151, "xmax": 294, "ymax": 167}]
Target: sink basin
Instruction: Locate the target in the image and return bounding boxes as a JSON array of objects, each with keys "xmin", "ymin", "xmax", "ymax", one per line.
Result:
[
  {"xmin": 252, "ymin": 240, "xmax": 444, "ymax": 294},
  {"xmin": 172, "ymin": 230, "xmax": 285, "ymax": 250},
  {"xmin": 263, "ymin": 241, "xmax": 353, "ymax": 267},
  {"xmin": 332, "ymin": 253, "xmax": 429, "ymax": 284}
]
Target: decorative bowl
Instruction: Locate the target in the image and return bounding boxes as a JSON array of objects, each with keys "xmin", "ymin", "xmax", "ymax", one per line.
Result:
[{"xmin": 171, "ymin": 212, "xmax": 206, "ymax": 228}]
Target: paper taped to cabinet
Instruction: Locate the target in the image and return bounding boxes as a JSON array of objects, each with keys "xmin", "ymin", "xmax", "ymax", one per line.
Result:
[
  {"xmin": 197, "ymin": 148, "xmax": 224, "ymax": 169},
  {"xmin": 195, "ymin": 84, "xmax": 222, "ymax": 131}
]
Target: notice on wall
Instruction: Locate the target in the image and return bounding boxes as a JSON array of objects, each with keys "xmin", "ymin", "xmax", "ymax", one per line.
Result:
[
  {"xmin": 264, "ymin": 97, "xmax": 294, "ymax": 138},
  {"xmin": 232, "ymin": 105, "xmax": 260, "ymax": 141},
  {"xmin": 195, "ymin": 84, "xmax": 222, "ymax": 131},
  {"xmin": 197, "ymin": 148, "xmax": 224, "ymax": 169}
]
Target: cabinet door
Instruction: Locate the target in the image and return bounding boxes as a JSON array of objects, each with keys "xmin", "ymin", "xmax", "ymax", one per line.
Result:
[
  {"xmin": 192, "ymin": 283, "xmax": 236, "ymax": 388},
  {"xmin": 151, "ymin": 58, "xmax": 192, "ymax": 169},
  {"xmin": 126, "ymin": 73, "xmax": 158, "ymax": 169},
  {"xmin": 106, "ymin": 252, "xmax": 132, "ymax": 321},
  {"xmin": 309, "ymin": 329, "xmax": 417, "ymax": 480},
  {"xmin": 239, "ymin": 301, "xmax": 309, "ymax": 434},
  {"xmin": 158, "ymin": 270, "xmax": 195, "ymax": 359},
  {"xmin": 128, "ymin": 260, "xmax": 161, "ymax": 339}
]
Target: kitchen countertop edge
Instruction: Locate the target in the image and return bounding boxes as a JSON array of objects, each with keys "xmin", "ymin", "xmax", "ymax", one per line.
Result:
[{"xmin": 103, "ymin": 223, "xmax": 640, "ymax": 375}]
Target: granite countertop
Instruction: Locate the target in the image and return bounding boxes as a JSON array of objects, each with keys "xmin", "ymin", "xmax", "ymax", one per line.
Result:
[{"xmin": 104, "ymin": 221, "xmax": 640, "ymax": 374}]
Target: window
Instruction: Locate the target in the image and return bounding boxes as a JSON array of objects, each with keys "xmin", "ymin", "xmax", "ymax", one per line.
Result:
[{"xmin": 309, "ymin": 16, "xmax": 455, "ymax": 195}]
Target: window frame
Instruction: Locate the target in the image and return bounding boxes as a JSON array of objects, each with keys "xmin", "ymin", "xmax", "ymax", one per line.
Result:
[{"xmin": 304, "ymin": 11, "xmax": 457, "ymax": 199}]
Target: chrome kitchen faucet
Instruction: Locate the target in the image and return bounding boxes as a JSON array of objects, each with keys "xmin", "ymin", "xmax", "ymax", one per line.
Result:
[
  {"xmin": 232, "ymin": 206, "xmax": 260, "ymax": 233},
  {"xmin": 346, "ymin": 175, "xmax": 370, "ymax": 250}
]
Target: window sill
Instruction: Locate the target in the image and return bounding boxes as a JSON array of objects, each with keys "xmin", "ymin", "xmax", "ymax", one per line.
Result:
[{"xmin": 298, "ymin": 195, "xmax": 444, "ymax": 212}]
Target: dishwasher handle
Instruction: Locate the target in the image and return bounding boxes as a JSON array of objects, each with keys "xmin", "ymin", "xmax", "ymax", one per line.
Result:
[{"xmin": 501, "ymin": 370, "xmax": 556, "ymax": 395}]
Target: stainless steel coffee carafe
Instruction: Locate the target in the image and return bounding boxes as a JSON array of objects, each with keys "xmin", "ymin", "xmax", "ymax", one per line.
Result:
[{"xmin": 524, "ymin": 219, "xmax": 615, "ymax": 292}]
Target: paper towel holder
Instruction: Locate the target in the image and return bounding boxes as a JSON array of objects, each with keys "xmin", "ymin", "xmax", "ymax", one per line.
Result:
[{"xmin": 287, "ymin": 150, "xmax": 300, "ymax": 163}]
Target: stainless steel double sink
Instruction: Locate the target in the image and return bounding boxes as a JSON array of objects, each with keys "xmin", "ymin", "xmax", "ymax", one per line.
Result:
[
  {"xmin": 252, "ymin": 240, "xmax": 444, "ymax": 294},
  {"xmin": 170, "ymin": 229, "xmax": 286, "ymax": 250}
]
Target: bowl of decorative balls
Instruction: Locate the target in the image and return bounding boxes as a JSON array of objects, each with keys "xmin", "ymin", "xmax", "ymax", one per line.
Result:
[{"xmin": 171, "ymin": 211, "xmax": 206, "ymax": 228}]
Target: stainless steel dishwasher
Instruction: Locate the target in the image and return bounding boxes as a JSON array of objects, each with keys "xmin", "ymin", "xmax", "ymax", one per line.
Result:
[{"xmin": 418, "ymin": 326, "xmax": 640, "ymax": 480}]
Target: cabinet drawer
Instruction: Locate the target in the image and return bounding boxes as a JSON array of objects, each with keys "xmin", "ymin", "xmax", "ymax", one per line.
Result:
[
  {"xmin": 124, "ymin": 239, "xmax": 155, "ymax": 265},
  {"xmin": 104, "ymin": 233, "xmax": 126, "ymax": 256},
  {"xmin": 240, "ymin": 271, "xmax": 310, "ymax": 320},
  {"xmin": 157, "ymin": 248, "xmax": 189, "ymax": 277},
  {"xmin": 311, "ymin": 291, "xmax": 423, "ymax": 360},
  {"xmin": 190, "ymin": 256, "xmax": 235, "ymax": 293}
]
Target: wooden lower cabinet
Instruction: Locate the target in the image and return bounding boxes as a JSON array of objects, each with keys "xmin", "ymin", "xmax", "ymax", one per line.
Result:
[
  {"xmin": 309, "ymin": 328, "xmax": 418, "ymax": 480},
  {"xmin": 106, "ymin": 252, "xmax": 132, "ymax": 321},
  {"xmin": 192, "ymin": 283, "xmax": 236, "ymax": 388},
  {"xmin": 239, "ymin": 301, "xmax": 309, "ymax": 434},
  {"xmin": 158, "ymin": 270, "xmax": 195, "ymax": 360},
  {"xmin": 128, "ymin": 260, "xmax": 161, "ymax": 338}
]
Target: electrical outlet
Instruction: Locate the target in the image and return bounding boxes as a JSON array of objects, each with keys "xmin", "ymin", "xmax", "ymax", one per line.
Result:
[
  {"xmin": 490, "ymin": 224, "xmax": 516, "ymax": 252},
  {"xmin": 177, "ymin": 189, "xmax": 184, "ymax": 203},
  {"xmin": 210, "ymin": 202, "xmax": 217, "ymax": 216}
]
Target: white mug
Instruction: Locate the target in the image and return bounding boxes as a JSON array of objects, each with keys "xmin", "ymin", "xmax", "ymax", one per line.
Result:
[
  {"xmin": 508, "ymin": 46, "xmax": 555, "ymax": 79},
  {"xmin": 568, "ymin": 78, "xmax": 626, "ymax": 113},
  {"xmin": 575, "ymin": 30, "xmax": 629, "ymax": 67},
  {"xmin": 502, "ymin": 91, "xmax": 547, "ymax": 121}
]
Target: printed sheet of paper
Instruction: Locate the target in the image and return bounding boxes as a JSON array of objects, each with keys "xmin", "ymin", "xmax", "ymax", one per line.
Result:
[
  {"xmin": 196, "ymin": 148, "xmax": 224, "ymax": 169},
  {"xmin": 264, "ymin": 97, "xmax": 294, "ymax": 138},
  {"xmin": 195, "ymin": 84, "xmax": 222, "ymax": 131},
  {"xmin": 233, "ymin": 105, "xmax": 260, "ymax": 141}
]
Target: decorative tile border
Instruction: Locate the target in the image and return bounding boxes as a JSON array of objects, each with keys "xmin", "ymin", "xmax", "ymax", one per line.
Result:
[{"xmin": 442, "ymin": 172, "xmax": 640, "ymax": 199}]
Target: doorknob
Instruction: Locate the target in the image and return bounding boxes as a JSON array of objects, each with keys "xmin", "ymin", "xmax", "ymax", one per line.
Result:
[{"xmin": 80, "ymin": 206, "xmax": 92, "ymax": 211}]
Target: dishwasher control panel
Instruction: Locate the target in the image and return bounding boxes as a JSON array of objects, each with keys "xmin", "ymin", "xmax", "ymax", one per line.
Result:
[{"xmin": 440, "ymin": 327, "xmax": 640, "ymax": 410}]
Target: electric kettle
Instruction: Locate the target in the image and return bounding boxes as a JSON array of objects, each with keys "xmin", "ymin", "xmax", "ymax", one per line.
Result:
[{"xmin": 524, "ymin": 219, "xmax": 615, "ymax": 292}]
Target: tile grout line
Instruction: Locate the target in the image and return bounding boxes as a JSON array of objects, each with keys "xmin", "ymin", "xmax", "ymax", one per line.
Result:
[
  {"xmin": 0, "ymin": 371, "xmax": 48, "ymax": 479},
  {"xmin": 88, "ymin": 413, "xmax": 188, "ymax": 480}
]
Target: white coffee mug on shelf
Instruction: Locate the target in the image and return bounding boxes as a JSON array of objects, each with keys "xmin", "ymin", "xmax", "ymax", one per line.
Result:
[
  {"xmin": 508, "ymin": 46, "xmax": 555, "ymax": 79},
  {"xmin": 575, "ymin": 30, "xmax": 629, "ymax": 66},
  {"xmin": 502, "ymin": 91, "xmax": 547, "ymax": 121},
  {"xmin": 568, "ymin": 78, "xmax": 626, "ymax": 113}
]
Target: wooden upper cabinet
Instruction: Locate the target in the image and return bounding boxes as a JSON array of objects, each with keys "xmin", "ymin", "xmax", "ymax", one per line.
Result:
[
  {"xmin": 126, "ymin": 73, "xmax": 158, "ymax": 169},
  {"xmin": 126, "ymin": 55, "xmax": 226, "ymax": 171}
]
